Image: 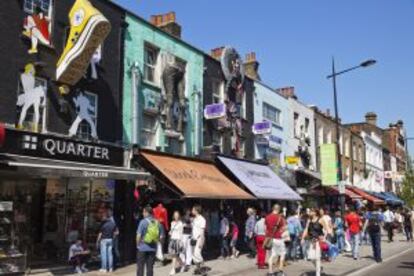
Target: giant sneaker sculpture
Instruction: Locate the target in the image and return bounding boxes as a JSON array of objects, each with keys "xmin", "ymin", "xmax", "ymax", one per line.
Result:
[{"xmin": 56, "ymin": 0, "xmax": 111, "ymax": 85}]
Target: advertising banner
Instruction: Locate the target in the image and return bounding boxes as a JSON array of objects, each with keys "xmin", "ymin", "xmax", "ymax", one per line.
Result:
[
  {"xmin": 320, "ymin": 144, "xmax": 338, "ymax": 186},
  {"xmin": 252, "ymin": 121, "xmax": 272, "ymax": 135},
  {"xmin": 204, "ymin": 103, "xmax": 226, "ymax": 119}
]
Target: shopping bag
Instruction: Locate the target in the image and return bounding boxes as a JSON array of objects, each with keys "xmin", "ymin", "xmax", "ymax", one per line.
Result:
[
  {"xmin": 344, "ymin": 239, "xmax": 351, "ymax": 252},
  {"xmin": 156, "ymin": 242, "xmax": 164, "ymax": 261}
]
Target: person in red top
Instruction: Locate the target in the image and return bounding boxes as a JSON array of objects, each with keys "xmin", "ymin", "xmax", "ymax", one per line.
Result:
[
  {"xmin": 345, "ymin": 206, "xmax": 362, "ymax": 260},
  {"xmin": 265, "ymin": 204, "xmax": 286, "ymax": 275},
  {"xmin": 153, "ymin": 203, "xmax": 169, "ymax": 231}
]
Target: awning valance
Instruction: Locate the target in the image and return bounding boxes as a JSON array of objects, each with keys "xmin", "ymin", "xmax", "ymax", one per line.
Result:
[
  {"xmin": 327, "ymin": 187, "xmax": 362, "ymax": 200},
  {"xmin": 0, "ymin": 154, "xmax": 149, "ymax": 180},
  {"xmin": 347, "ymin": 186, "xmax": 385, "ymax": 205},
  {"xmin": 217, "ymin": 156, "xmax": 302, "ymax": 201},
  {"xmin": 140, "ymin": 151, "xmax": 253, "ymax": 200}
]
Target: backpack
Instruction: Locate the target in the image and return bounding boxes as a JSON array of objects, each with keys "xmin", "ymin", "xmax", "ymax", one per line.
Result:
[
  {"xmin": 143, "ymin": 219, "xmax": 160, "ymax": 244},
  {"xmin": 367, "ymin": 213, "xmax": 381, "ymax": 233}
]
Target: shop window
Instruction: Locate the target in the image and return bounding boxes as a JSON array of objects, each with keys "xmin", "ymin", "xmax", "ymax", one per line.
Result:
[
  {"xmin": 17, "ymin": 75, "xmax": 47, "ymax": 133},
  {"xmin": 293, "ymin": 112, "xmax": 299, "ymax": 137},
  {"xmin": 144, "ymin": 43, "xmax": 160, "ymax": 84},
  {"xmin": 141, "ymin": 114, "xmax": 157, "ymax": 149},
  {"xmin": 77, "ymin": 92, "xmax": 97, "ymax": 140},
  {"xmin": 263, "ymin": 102, "xmax": 281, "ymax": 126}
]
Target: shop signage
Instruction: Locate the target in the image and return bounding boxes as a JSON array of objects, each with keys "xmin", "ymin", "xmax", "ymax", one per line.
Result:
[
  {"xmin": 320, "ymin": 144, "xmax": 338, "ymax": 186},
  {"xmin": 384, "ymin": 171, "xmax": 393, "ymax": 179},
  {"xmin": 82, "ymin": 171, "xmax": 109, "ymax": 178},
  {"xmin": 285, "ymin": 156, "xmax": 299, "ymax": 165},
  {"xmin": 0, "ymin": 201, "xmax": 13, "ymax": 211},
  {"xmin": 255, "ymin": 137, "xmax": 269, "ymax": 146},
  {"xmin": 1, "ymin": 128, "xmax": 124, "ymax": 166},
  {"xmin": 252, "ymin": 121, "xmax": 272, "ymax": 135},
  {"xmin": 204, "ymin": 103, "xmax": 226, "ymax": 119},
  {"xmin": 338, "ymin": 181, "xmax": 346, "ymax": 194},
  {"xmin": 143, "ymin": 88, "xmax": 161, "ymax": 114}
]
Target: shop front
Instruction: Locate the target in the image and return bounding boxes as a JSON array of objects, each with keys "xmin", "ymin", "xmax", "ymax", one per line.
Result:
[{"xmin": 0, "ymin": 128, "xmax": 149, "ymax": 272}]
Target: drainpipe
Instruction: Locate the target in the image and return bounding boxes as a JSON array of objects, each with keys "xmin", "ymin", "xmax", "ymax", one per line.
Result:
[
  {"xmin": 130, "ymin": 63, "xmax": 141, "ymax": 145},
  {"xmin": 192, "ymin": 87, "xmax": 201, "ymax": 156}
]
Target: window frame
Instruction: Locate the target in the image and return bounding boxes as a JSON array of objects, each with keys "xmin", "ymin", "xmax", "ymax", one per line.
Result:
[
  {"xmin": 23, "ymin": 0, "xmax": 54, "ymax": 47},
  {"xmin": 143, "ymin": 43, "xmax": 160, "ymax": 84},
  {"xmin": 293, "ymin": 112, "xmax": 299, "ymax": 137},
  {"xmin": 77, "ymin": 91, "xmax": 98, "ymax": 140},
  {"xmin": 262, "ymin": 102, "xmax": 281, "ymax": 126},
  {"xmin": 17, "ymin": 75, "xmax": 48, "ymax": 133}
]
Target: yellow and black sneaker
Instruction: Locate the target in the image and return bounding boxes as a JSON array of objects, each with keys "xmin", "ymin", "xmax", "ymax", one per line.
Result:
[{"xmin": 56, "ymin": 0, "xmax": 111, "ymax": 85}]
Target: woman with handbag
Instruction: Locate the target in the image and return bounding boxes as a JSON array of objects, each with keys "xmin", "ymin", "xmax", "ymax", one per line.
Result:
[
  {"xmin": 301, "ymin": 208, "xmax": 324, "ymax": 276},
  {"xmin": 169, "ymin": 211, "xmax": 184, "ymax": 275},
  {"xmin": 254, "ymin": 211, "xmax": 267, "ymax": 269}
]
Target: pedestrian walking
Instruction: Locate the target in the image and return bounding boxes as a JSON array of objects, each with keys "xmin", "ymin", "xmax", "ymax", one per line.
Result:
[
  {"xmin": 345, "ymin": 206, "xmax": 362, "ymax": 260},
  {"xmin": 180, "ymin": 209, "xmax": 193, "ymax": 272},
  {"xmin": 286, "ymin": 210, "xmax": 302, "ymax": 261},
  {"xmin": 191, "ymin": 205, "xmax": 207, "ymax": 275},
  {"xmin": 254, "ymin": 211, "xmax": 267, "ymax": 269},
  {"xmin": 333, "ymin": 211, "xmax": 345, "ymax": 253},
  {"xmin": 402, "ymin": 208, "xmax": 413, "ymax": 242},
  {"xmin": 97, "ymin": 210, "xmax": 118, "ymax": 273},
  {"xmin": 136, "ymin": 206, "xmax": 163, "ymax": 276},
  {"xmin": 169, "ymin": 211, "xmax": 184, "ymax": 275},
  {"xmin": 301, "ymin": 208, "xmax": 324, "ymax": 276},
  {"xmin": 319, "ymin": 208, "xmax": 334, "ymax": 242},
  {"xmin": 265, "ymin": 204, "xmax": 287, "ymax": 276},
  {"xmin": 219, "ymin": 212, "xmax": 230, "ymax": 259},
  {"xmin": 230, "ymin": 220, "xmax": 240, "ymax": 259},
  {"xmin": 245, "ymin": 208, "xmax": 257, "ymax": 258},
  {"xmin": 383, "ymin": 206, "xmax": 395, "ymax": 242},
  {"xmin": 363, "ymin": 206, "xmax": 384, "ymax": 263}
]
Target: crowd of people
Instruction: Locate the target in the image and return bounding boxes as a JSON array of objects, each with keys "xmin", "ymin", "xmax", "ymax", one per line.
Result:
[{"xmin": 66, "ymin": 203, "xmax": 414, "ymax": 276}]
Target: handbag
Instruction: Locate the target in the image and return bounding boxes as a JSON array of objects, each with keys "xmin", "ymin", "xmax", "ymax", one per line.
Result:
[
  {"xmin": 282, "ymin": 229, "xmax": 291, "ymax": 242},
  {"xmin": 263, "ymin": 216, "xmax": 282, "ymax": 250}
]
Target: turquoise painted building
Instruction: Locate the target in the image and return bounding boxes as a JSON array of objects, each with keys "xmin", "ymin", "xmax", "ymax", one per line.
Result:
[
  {"xmin": 122, "ymin": 12, "xmax": 204, "ymax": 156},
  {"xmin": 253, "ymin": 80, "xmax": 289, "ymax": 167}
]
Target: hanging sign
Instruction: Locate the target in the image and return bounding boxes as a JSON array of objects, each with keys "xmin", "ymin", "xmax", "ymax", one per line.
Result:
[
  {"xmin": 320, "ymin": 144, "xmax": 338, "ymax": 186},
  {"xmin": 255, "ymin": 136, "xmax": 269, "ymax": 146},
  {"xmin": 204, "ymin": 103, "xmax": 226, "ymax": 119},
  {"xmin": 269, "ymin": 135, "xmax": 282, "ymax": 149},
  {"xmin": 252, "ymin": 121, "xmax": 272, "ymax": 135},
  {"xmin": 285, "ymin": 156, "xmax": 300, "ymax": 165},
  {"xmin": 338, "ymin": 180, "xmax": 346, "ymax": 194}
]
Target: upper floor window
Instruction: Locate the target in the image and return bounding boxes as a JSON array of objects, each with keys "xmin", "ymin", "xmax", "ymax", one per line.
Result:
[
  {"xmin": 318, "ymin": 126, "xmax": 324, "ymax": 146},
  {"xmin": 77, "ymin": 92, "xmax": 98, "ymax": 140},
  {"xmin": 144, "ymin": 43, "xmax": 160, "ymax": 83},
  {"xmin": 212, "ymin": 79, "xmax": 224, "ymax": 104},
  {"xmin": 17, "ymin": 71, "xmax": 47, "ymax": 133},
  {"xmin": 24, "ymin": 0, "xmax": 51, "ymax": 13},
  {"xmin": 345, "ymin": 137, "xmax": 350, "ymax": 157},
  {"xmin": 263, "ymin": 102, "xmax": 281, "ymax": 126},
  {"xmin": 293, "ymin": 112, "xmax": 299, "ymax": 137},
  {"xmin": 304, "ymin": 118, "xmax": 310, "ymax": 134},
  {"xmin": 23, "ymin": 0, "xmax": 53, "ymax": 50}
]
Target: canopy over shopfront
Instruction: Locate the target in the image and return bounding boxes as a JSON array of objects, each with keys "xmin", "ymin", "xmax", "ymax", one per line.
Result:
[
  {"xmin": 347, "ymin": 186, "xmax": 385, "ymax": 206},
  {"xmin": 368, "ymin": 191, "xmax": 404, "ymax": 206},
  {"xmin": 216, "ymin": 156, "xmax": 302, "ymax": 201},
  {"xmin": 139, "ymin": 151, "xmax": 254, "ymax": 199}
]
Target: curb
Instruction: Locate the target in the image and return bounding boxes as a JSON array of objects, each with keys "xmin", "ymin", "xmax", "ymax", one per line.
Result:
[{"xmin": 344, "ymin": 246, "xmax": 414, "ymax": 276}]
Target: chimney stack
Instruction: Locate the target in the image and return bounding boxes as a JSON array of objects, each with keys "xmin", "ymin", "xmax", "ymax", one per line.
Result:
[
  {"xmin": 365, "ymin": 112, "xmax": 377, "ymax": 126},
  {"xmin": 150, "ymin": 12, "xmax": 181, "ymax": 38},
  {"xmin": 210, "ymin": 47, "xmax": 225, "ymax": 60},
  {"xmin": 244, "ymin": 52, "xmax": 261, "ymax": 80},
  {"xmin": 276, "ymin": 86, "xmax": 295, "ymax": 99}
]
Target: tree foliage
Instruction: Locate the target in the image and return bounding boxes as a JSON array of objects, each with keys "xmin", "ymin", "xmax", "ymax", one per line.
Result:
[{"xmin": 401, "ymin": 170, "xmax": 414, "ymax": 207}]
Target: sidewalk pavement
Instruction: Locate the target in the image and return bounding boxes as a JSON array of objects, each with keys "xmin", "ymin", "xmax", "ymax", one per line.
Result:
[{"xmin": 36, "ymin": 234, "xmax": 414, "ymax": 276}]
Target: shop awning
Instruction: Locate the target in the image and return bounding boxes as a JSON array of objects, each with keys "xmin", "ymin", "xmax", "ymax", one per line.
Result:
[
  {"xmin": 379, "ymin": 192, "xmax": 404, "ymax": 206},
  {"xmin": 0, "ymin": 154, "xmax": 149, "ymax": 180},
  {"xmin": 216, "ymin": 156, "xmax": 302, "ymax": 201},
  {"xmin": 325, "ymin": 187, "xmax": 362, "ymax": 200},
  {"xmin": 346, "ymin": 186, "xmax": 385, "ymax": 205},
  {"xmin": 139, "ymin": 151, "xmax": 254, "ymax": 199}
]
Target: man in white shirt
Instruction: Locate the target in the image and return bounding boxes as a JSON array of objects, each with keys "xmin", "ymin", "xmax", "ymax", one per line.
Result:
[
  {"xmin": 191, "ymin": 205, "xmax": 206, "ymax": 275},
  {"xmin": 383, "ymin": 207, "xmax": 395, "ymax": 242}
]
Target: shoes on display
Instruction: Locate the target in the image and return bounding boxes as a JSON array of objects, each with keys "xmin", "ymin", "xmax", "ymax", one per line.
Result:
[{"xmin": 56, "ymin": 0, "xmax": 111, "ymax": 85}]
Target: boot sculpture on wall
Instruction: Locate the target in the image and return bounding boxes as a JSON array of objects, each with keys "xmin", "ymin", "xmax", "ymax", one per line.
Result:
[
  {"xmin": 161, "ymin": 53, "xmax": 186, "ymax": 135},
  {"xmin": 56, "ymin": 0, "xmax": 111, "ymax": 86}
]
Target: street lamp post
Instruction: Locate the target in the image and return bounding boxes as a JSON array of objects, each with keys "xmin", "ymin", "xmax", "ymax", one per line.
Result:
[{"xmin": 327, "ymin": 58, "xmax": 376, "ymax": 214}]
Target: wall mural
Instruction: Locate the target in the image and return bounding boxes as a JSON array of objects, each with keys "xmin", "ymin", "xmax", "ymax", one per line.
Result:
[
  {"xmin": 160, "ymin": 52, "xmax": 187, "ymax": 140},
  {"xmin": 220, "ymin": 47, "xmax": 245, "ymax": 157},
  {"xmin": 89, "ymin": 45, "xmax": 102, "ymax": 80},
  {"xmin": 17, "ymin": 63, "xmax": 46, "ymax": 132},
  {"xmin": 23, "ymin": 6, "xmax": 51, "ymax": 54},
  {"xmin": 68, "ymin": 91, "xmax": 97, "ymax": 139},
  {"xmin": 56, "ymin": 0, "xmax": 111, "ymax": 86}
]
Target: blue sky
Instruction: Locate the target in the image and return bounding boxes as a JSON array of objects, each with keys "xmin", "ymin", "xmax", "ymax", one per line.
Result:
[{"xmin": 114, "ymin": 0, "xmax": 414, "ymax": 157}]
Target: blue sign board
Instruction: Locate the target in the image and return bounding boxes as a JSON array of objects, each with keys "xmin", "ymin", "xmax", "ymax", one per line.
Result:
[
  {"xmin": 252, "ymin": 121, "xmax": 272, "ymax": 135},
  {"xmin": 204, "ymin": 103, "xmax": 226, "ymax": 119}
]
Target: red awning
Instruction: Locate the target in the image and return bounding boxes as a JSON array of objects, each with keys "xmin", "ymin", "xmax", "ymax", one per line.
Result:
[
  {"xmin": 327, "ymin": 187, "xmax": 362, "ymax": 200},
  {"xmin": 347, "ymin": 186, "xmax": 385, "ymax": 205}
]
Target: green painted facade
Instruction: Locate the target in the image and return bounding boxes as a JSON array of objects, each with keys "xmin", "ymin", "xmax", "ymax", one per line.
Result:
[{"xmin": 122, "ymin": 13, "xmax": 204, "ymax": 156}]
